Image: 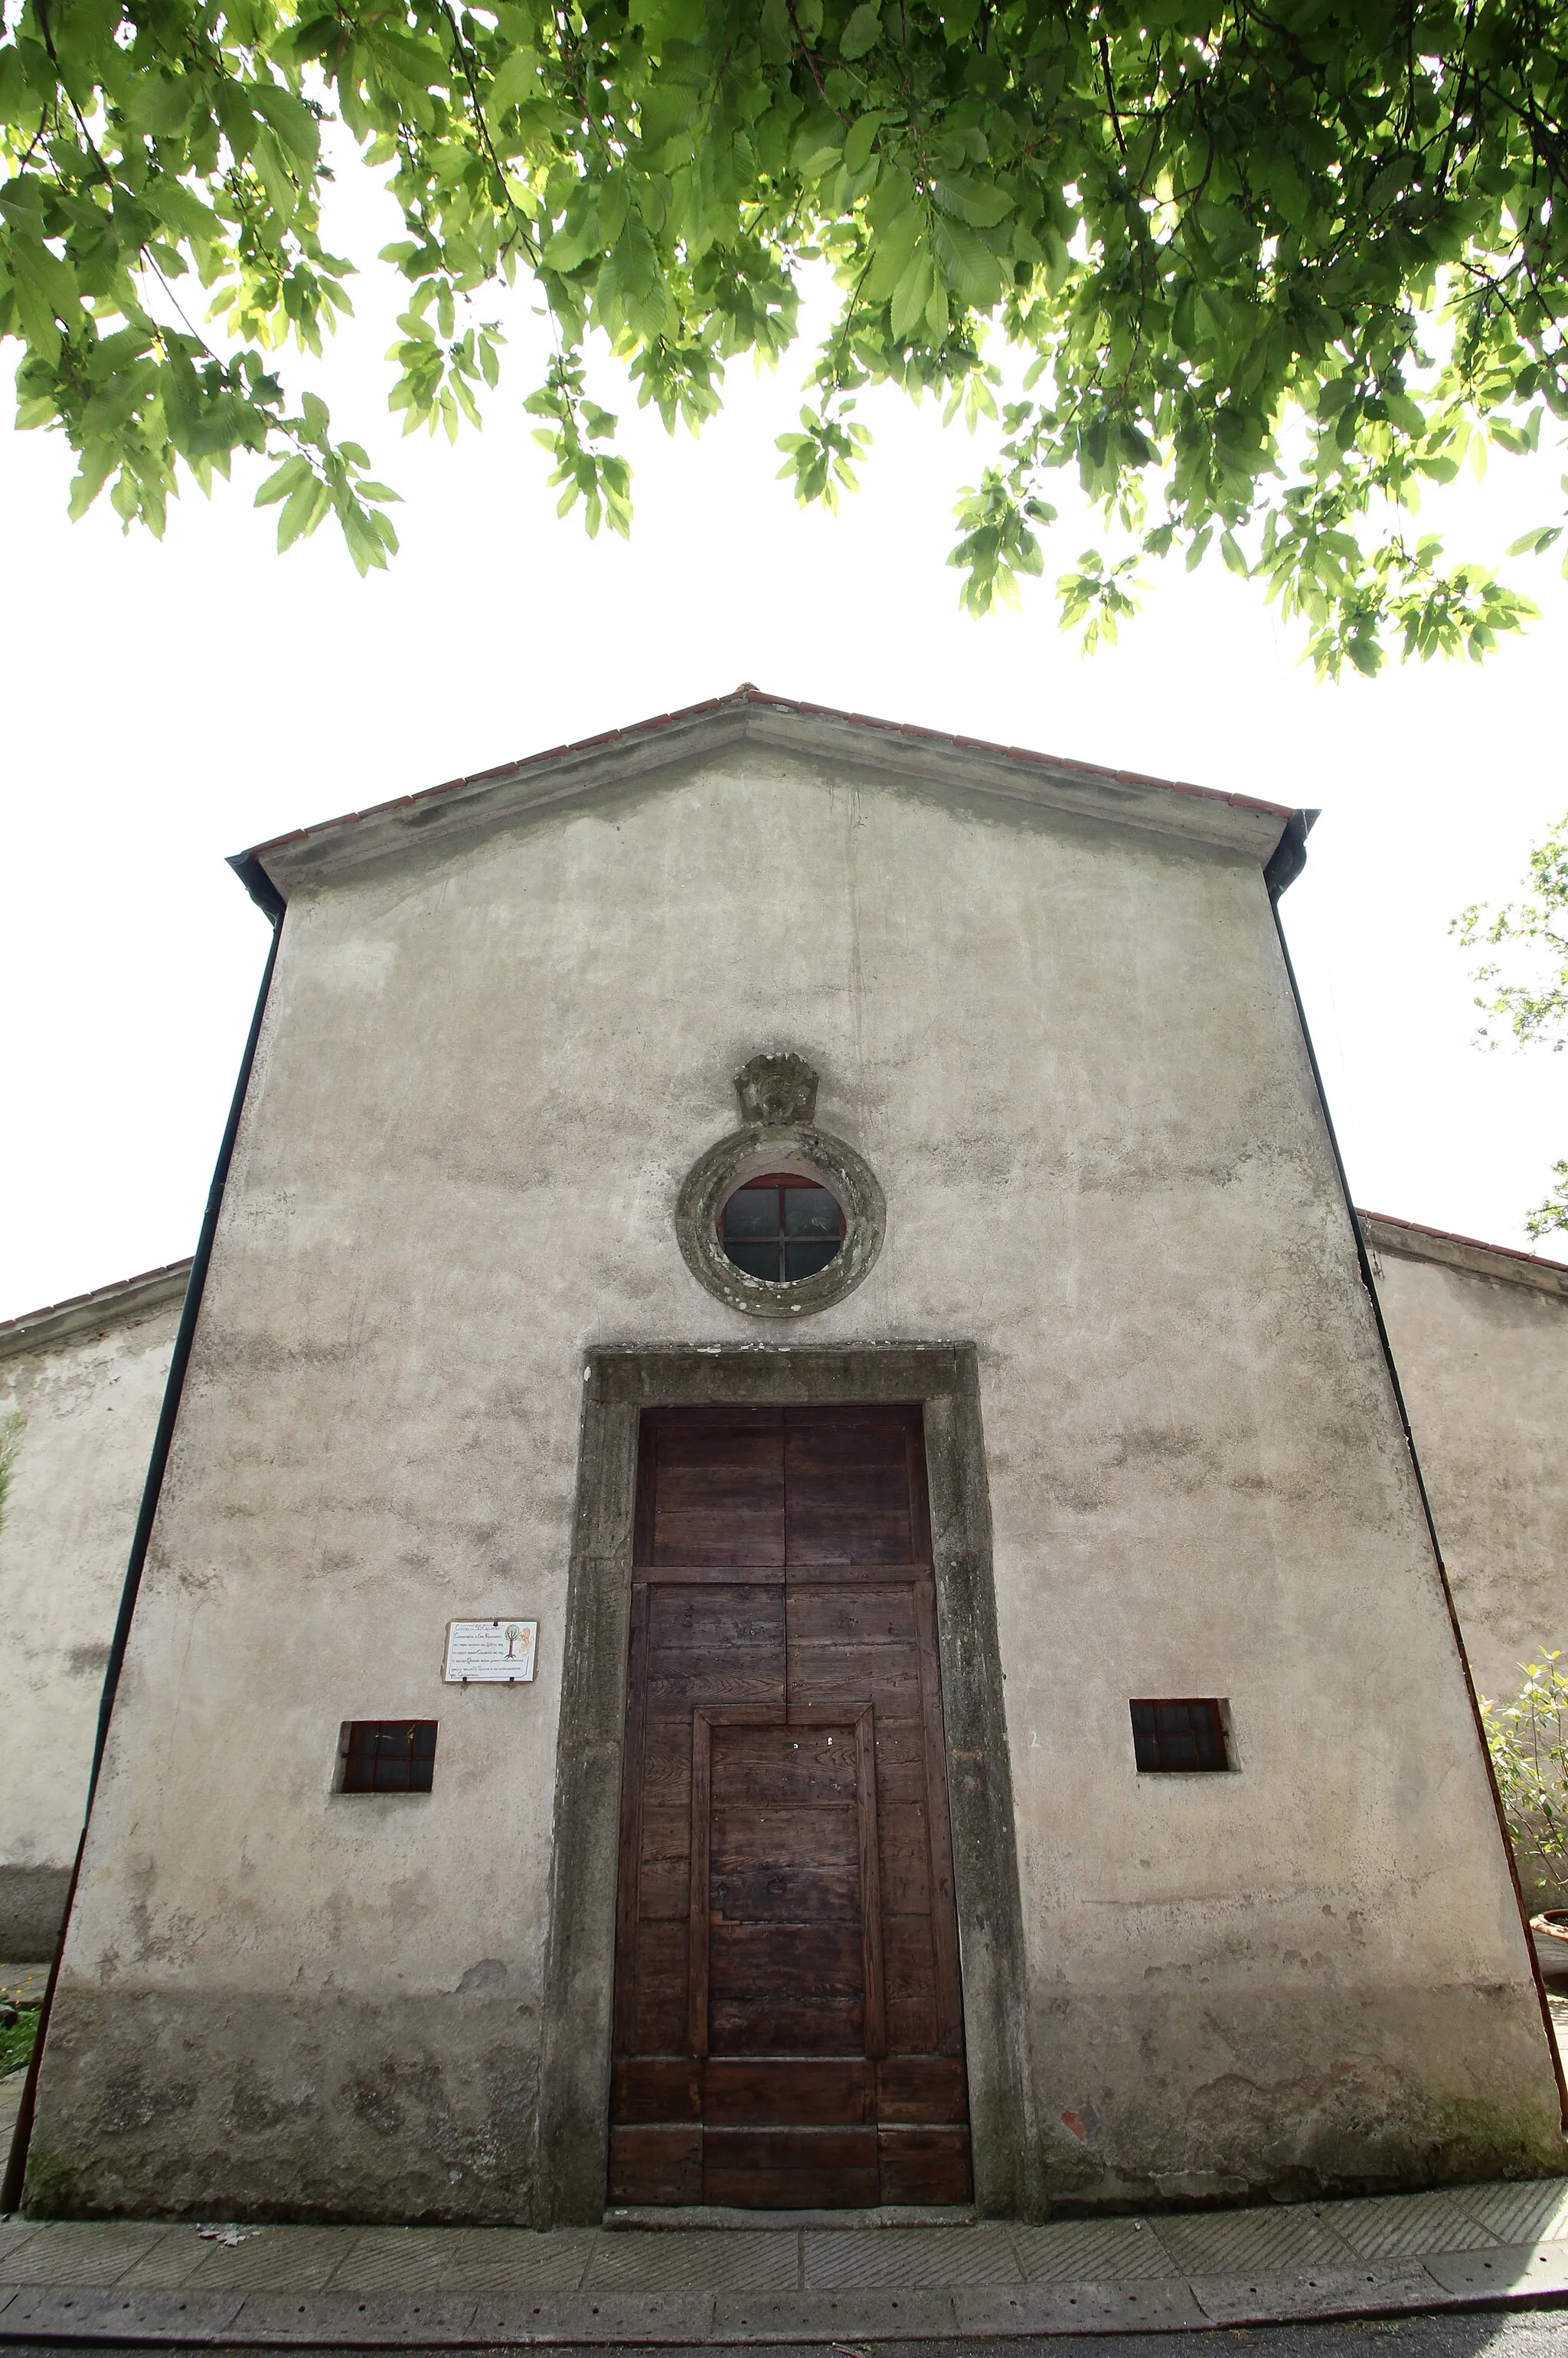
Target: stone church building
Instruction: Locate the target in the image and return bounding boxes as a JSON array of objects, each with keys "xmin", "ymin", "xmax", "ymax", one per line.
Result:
[{"xmin": 7, "ymin": 686, "xmax": 1568, "ymax": 2222}]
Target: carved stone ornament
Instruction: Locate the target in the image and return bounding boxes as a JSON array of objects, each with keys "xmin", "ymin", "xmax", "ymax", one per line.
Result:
[
  {"xmin": 675, "ymin": 1056, "xmax": 885, "ymax": 1320},
  {"xmin": 735, "ymin": 1051, "xmax": 819, "ymax": 1129}
]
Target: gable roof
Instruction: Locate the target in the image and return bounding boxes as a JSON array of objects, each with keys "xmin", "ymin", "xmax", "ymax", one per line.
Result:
[
  {"xmin": 1358, "ymin": 1210, "xmax": 1568, "ymax": 1303},
  {"xmin": 0, "ymin": 1258, "xmax": 193, "ymax": 1362},
  {"xmin": 231, "ymin": 682, "xmax": 1305, "ymax": 911}
]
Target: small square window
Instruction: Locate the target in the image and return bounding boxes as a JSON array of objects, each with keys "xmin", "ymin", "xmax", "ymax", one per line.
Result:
[
  {"xmin": 340, "ymin": 1720, "xmax": 438, "ymax": 1792},
  {"xmin": 1130, "ymin": 1699, "xmax": 1229, "ymax": 1772}
]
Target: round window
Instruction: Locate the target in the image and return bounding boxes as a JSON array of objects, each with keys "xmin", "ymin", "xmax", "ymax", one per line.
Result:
[{"xmin": 720, "ymin": 1173, "xmax": 845, "ymax": 1285}]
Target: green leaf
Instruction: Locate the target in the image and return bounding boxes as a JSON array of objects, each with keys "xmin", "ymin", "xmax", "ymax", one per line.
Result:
[
  {"xmin": 629, "ymin": 0, "xmax": 706, "ymax": 44},
  {"xmin": 843, "ymin": 111, "xmax": 881, "ymax": 175},
  {"xmin": 255, "ymin": 454, "xmax": 312, "ymax": 506},
  {"xmin": 250, "ymin": 81, "xmax": 321, "ymax": 171},
  {"xmin": 933, "ymin": 215, "xmax": 1004, "ymax": 309},
  {"xmin": 0, "ymin": 46, "xmax": 34, "ymax": 123},
  {"xmin": 839, "ymin": 2, "xmax": 882, "ymax": 58},
  {"xmin": 932, "ymin": 175, "xmax": 1012, "ymax": 229},
  {"xmin": 487, "ymin": 49, "xmax": 540, "ymax": 115},
  {"xmin": 122, "ymin": 74, "xmax": 194, "ymax": 138},
  {"xmin": 276, "ymin": 474, "xmax": 331, "ymax": 551},
  {"xmin": 890, "ymin": 245, "xmax": 933, "ymax": 341},
  {"xmin": 864, "ymin": 201, "xmax": 923, "ymax": 302},
  {"xmin": 759, "ymin": 0, "xmax": 793, "ymax": 60}
]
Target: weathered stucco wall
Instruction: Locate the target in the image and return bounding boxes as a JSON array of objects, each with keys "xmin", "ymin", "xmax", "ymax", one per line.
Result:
[
  {"xmin": 0, "ymin": 1267, "xmax": 186, "ymax": 1954},
  {"xmin": 28, "ymin": 716, "xmax": 1563, "ymax": 2220},
  {"xmin": 1366, "ymin": 1216, "xmax": 1568, "ymax": 1712}
]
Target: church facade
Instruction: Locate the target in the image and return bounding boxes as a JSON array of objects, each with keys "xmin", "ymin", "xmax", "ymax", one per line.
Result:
[{"xmin": 18, "ymin": 688, "xmax": 1566, "ymax": 2221}]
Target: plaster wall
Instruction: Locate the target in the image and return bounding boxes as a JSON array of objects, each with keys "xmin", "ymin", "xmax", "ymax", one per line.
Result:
[
  {"xmin": 0, "ymin": 1274, "xmax": 185, "ymax": 1954},
  {"xmin": 29, "ymin": 741, "xmax": 1562, "ymax": 2219},
  {"xmin": 1368, "ymin": 1225, "xmax": 1568, "ymax": 1712}
]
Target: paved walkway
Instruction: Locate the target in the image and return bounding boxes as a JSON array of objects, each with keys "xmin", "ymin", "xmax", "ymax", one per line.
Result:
[
  {"xmin": 5, "ymin": 1977, "xmax": 1568, "ymax": 2340},
  {"xmin": 3, "ymin": 2176, "xmax": 1568, "ymax": 2343}
]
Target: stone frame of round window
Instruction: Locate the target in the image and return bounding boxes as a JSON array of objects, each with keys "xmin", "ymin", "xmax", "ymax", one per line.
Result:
[{"xmin": 675, "ymin": 1057, "xmax": 885, "ymax": 1320}]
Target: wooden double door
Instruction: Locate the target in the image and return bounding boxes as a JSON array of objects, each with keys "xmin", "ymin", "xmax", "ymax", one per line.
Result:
[{"xmin": 609, "ymin": 1403, "xmax": 972, "ymax": 2209}]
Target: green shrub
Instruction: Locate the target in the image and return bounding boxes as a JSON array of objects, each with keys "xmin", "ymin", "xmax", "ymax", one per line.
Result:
[
  {"xmin": 1481, "ymin": 1652, "xmax": 1568, "ymax": 1910},
  {"xmin": 0, "ymin": 2002, "xmax": 39, "ymax": 2079}
]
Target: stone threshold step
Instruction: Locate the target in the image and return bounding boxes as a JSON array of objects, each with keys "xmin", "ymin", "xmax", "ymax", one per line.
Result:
[{"xmin": 603, "ymin": 2204, "xmax": 975, "ymax": 2231}]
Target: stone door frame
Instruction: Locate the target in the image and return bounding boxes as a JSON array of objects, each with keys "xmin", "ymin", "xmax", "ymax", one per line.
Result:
[{"xmin": 534, "ymin": 1343, "xmax": 1038, "ymax": 2224}]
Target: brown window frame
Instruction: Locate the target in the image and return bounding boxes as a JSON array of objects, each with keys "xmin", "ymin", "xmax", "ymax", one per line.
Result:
[{"xmin": 1129, "ymin": 1698, "xmax": 1230, "ymax": 1773}]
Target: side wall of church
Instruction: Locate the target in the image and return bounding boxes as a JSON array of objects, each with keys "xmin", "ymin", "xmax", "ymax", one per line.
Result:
[
  {"xmin": 1367, "ymin": 1218, "xmax": 1568, "ymax": 1904},
  {"xmin": 26, "ymin": 747, "xmax": 1563, "ymax": 2219},
  {"xmin": 0, "ymin": 1273, "xmax": 185, "ymax": 1955}
]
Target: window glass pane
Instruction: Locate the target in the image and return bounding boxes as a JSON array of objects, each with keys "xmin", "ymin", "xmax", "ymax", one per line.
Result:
[
  {"xmin": 782, "ymin": 1185, "xmax": 843, "ymax": 1238},
  {"xmin": 785, "ymin": 1238, "xmax": 841, "ymax": 1282},
  {"xmin": 724, "ymin": 1239, "xmax": 781, "ymax": 1280},
  {"xmin": 723, "ymin": 1186, "xmax": 779, "ymax": 1239},
  {"xmin": 1129, "ymin": 1699, "xmax": 1227, "ymax": 1772},
  {"xmin": 1193, "ymin": 1710, "xmax": 1226, "ymax": 1768},
  {"xmin": 344, "ymin": 1720, "xmax": 437, "ymax": 1792}
]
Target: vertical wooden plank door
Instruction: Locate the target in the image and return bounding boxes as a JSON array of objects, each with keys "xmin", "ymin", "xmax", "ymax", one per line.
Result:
[{"xmin": 609, "ymin": 1403, "xmax": 972, "ymax": 2209}]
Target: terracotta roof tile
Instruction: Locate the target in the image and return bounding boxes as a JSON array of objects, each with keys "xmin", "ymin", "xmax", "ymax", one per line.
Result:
[{"xmin": 240, "ymin": 682, "xmax": 1292, "ymax": 870}]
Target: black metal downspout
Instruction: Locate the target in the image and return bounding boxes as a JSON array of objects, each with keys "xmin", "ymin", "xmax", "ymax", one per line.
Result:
[
  {"xmin": 1265, "ymin": 813, "xmax": 1568, "ymax": 2135},
  {"xmin": 2, "ymin": 861, "xmax": 286, "ymax": 2215}
]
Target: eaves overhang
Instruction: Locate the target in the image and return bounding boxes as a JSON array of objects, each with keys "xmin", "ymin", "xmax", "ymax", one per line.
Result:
[
  {"xmin": 229, "ymin": 683, "xmax": 1309, "ymax": 911},
  {"xmin": 0, "ymin": 1258, "xmax": 194, "ymax": 1363},
  {"xmin": 1358, "ymin": 1209, "xmax": 1568, "ymax": 1303}
]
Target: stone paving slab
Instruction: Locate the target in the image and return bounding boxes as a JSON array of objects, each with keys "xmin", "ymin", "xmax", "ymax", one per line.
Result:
[
  {"xmin": 236, "ymin": 2294, "xmax": 483, "ymax": 2344},
  {"xmin": 1455, "ymin": 2182, "xmax": 1568, "ymax": 2242},
  {"xmin": 177, "ymin": 2235, "xmax": 365, "ymax": 2295},
  {"xmin": 0, "ymin": 2285, "xmax": 248, "ymax": 2339},
  {"xmin": 467, "ymin": 2292, "xmax": 718, "ymax": 2344},
  {"xmin": 0, "ymin": 2222, "xmax": 173, "ymax": 2288},
  {"xmin": 949, "ymin": 2280, "xmax": 1207, "ymax": 2333},
  {"xmin": 441, "ymin": 2232, "xmax": 597, "ymax": 2297},
  {"xmin": 586, "ymin": 2235, "xmax": 797, "ymax": 2296},
  {"xmin": 1146, "ymin": 2206, "xmax": 1357, "ymax": 2275},
  {"xmin": 1318, "ymin": 2190, "xmax": 1498, "ymax": 2258},
  {"xmin": 1011, "ymin": 2219, "xmax": 1180, "ymax": 2282},
  {"xmin": 803, "ymin": 2226, "xmax": 1018, "ymax": 2288},
  {"xmin": 310, "ymin": 2233, "xmax": 458, "ymax": 2298},
  {"xmin": 1423, "ymin": 2237, "xmax": 1568, "ymax": 2297},
  {"xmin": 1187, "ymin": 2262, "xmax": 1446, "ymax": 2325},
  {"xmin": 5, "ymin": 2178, "xmax": 1568, "ymax": 2340},
  {"xmin": 709, "ymin": 2288, "xmax": 953, "ymax": 2340}
]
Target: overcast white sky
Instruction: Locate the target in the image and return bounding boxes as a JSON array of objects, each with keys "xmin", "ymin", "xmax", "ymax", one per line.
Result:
[{"xmin": 3, "ymin": 190, "xmax": 1566, "ymax": 1320}]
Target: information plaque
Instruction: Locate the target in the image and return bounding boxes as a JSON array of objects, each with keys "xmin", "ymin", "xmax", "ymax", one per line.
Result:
[{"xmin": 443, "ymin": 1618, "xmax": 537, "ymax": 1684}]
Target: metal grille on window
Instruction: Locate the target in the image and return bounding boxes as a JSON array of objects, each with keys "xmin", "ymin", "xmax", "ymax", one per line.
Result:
[
  {"xmin": 342, "ymin": 1720, "xmax": 438, "ymax": 1791},
  {"xmin": 720, "ymin": 1172, "xmax": 845, "ymax": 1284},
  {"xmin": 1129, "ymin": 1699, "xmax": 1228, "ymax": 1772}
]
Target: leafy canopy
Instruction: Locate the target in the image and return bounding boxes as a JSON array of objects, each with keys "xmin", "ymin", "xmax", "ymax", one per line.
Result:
[
  {"xmin": 2, "ymin": 0, "xmax": 1566, "ymax": 667},
  {"xmin": 1458, "ymin": 810, "xmax": 1568, "ymax": 1241}
]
